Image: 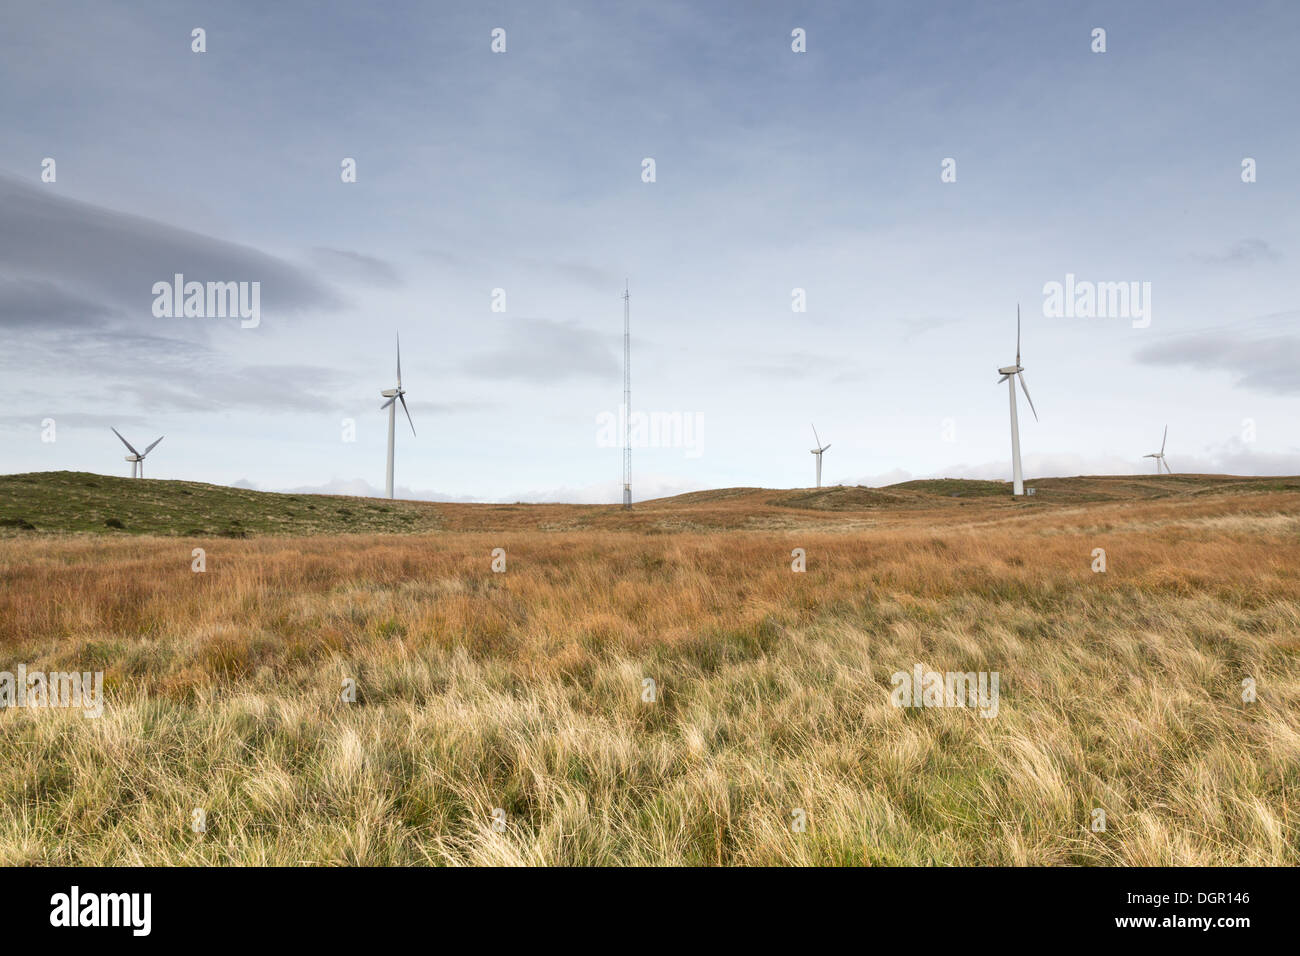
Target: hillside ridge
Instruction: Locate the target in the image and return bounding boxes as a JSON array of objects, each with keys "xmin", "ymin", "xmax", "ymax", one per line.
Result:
[{"xmin": 2, "ymin": 470, "xmax": 1298, "ymax": 536}]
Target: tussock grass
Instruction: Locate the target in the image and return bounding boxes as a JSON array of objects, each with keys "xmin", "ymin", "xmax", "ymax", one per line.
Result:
[{"xmin": 0, "ymin": 487, "xmax": 1297, "ymax": 865}]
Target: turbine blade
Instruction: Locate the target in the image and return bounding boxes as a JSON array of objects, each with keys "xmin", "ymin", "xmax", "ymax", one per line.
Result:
[
  {"xmin": 997, "ymin": 374, "xmax": 1010, "ymax": 383},
  {"xmin": 1017, "ymin": 371, "xmax": 1038, "ymax": 421},
  {"xmin": 1160, "ymin": 424, "xmax": 1167, "ymax": 455},
  {"xmin": 380, "ymin": 396, "xmax": 397, "ymax": 410},
  {"xmin": 399, "ymin": 393, "xmax": 416, "ymax": 436},
  {"xmin": 111, "ymin": 427, "xmax": 141, "ymax": 457},
  {"xmin": 1016, "ymin": 304, "xmax": 1021, "ymax": 365},
  {"xmin": 822, "ymin": 444, "xmax": 831, "ymax": 452},
  {"xmin": 811, "ymin": 423, "xmax": 821, "ymax": 447},
  {"xmin": 143, "ymin": 436, "xmax": 164, "ymax": 455},
  {"xmin": 396, "ymin": 333, "xmax": 402, "ymax": 386},
  {"xmin": 1163, "ymin": 459, "xmax": 1172, "ymax": 474}
]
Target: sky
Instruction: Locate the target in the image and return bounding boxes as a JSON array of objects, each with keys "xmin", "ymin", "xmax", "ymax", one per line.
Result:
[{"xmin": 2, "ymin": 0, "xmax": 1298, "ymax": 502}]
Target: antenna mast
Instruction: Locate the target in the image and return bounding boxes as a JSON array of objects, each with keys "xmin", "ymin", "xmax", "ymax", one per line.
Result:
[{"xmin": 622, "ymin": 281, "xmax": 631, "ymax": 509}]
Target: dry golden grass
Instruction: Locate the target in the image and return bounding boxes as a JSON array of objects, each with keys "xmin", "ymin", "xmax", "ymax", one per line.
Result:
[{"xmin": 0, "ymin": 483, "xmax": 1297, "ymax": 865}]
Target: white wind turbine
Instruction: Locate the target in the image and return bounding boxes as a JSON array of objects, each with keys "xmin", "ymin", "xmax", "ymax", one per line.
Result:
[
  {"xmin": 379, "ymin": 333, "xmax": 416, "ymax": 499},
  {"xmin": 111, "ymin": 427, "xmax": 163, "ymax": 478},
  {"xmin": 810, "ymin": 424, "xmax": 831, "ymax": 488},
  {"xmin": 997, "ymin": 305, "xmax": 1038, "ymax": 496},
  {"xmin": 1143, "ymin": 425, "xmax": 1172, "ymax": 474}
]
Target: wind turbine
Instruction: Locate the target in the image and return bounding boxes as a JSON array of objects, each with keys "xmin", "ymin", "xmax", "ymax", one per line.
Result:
[
  {"xmin": 997, "ymin": 305, "xmax": 1038, "ymax": 496},
  {"xmin": 111, "ymin": 428, "xmax": 163, "ymax": 478},
  {"xmin": 1143, "ymin": 425, "xmax": 1172, "ymax": 474},
  {"xmin": 379, "ymin": 333, "xmax": 416, "ymax": 499},
  {"xmin": 810, "ymin": 424, "xmax": 831, "ymax": 488},
  {"xmin": 622, "ymin": 282, "xmax": 631, "ymax": 510}
]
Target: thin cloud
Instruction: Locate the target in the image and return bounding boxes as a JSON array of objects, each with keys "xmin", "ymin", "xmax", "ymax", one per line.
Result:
[
  {"xmin": 900, "ymin": 315, "xmax": 960, "ymax": 342},
  {"xmin": 105, "ymin": 364, "xmax": 351, "ymax": 413},
  {"xmin": 1191, "ymin": 238, "xmax": 1281, "ymax": 266},
  {"xmin": 0, "ymin": 174, "xmax": 340, "ymax": 328},
  {"xmin": 309, "ymin": 247, "xmax": 402, "ymax": 287},
  {"xmin": 465, "ymin": 318, "xmax": 618, "ymax": 383},
  {"xmin": 1134, "ymin": 333, "xmax": 1300, "ymax": 394},
  {"xmin": 519, "ymin": 256, "xmax": 623, "ymax": 293},
  {"xmin": 0, "ymin": 278, "xmax": 118, "ymax": 329}
]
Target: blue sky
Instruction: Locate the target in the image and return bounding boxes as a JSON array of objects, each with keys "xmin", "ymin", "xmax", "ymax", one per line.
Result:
[{"xmin": 2, "ymin": 1, "xmax": 1298, "ymax": 501}]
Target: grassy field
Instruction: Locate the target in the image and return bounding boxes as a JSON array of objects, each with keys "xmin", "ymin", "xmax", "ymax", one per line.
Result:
[
  {"xmin": 0, "ymin": 471, "xmax": 446, "ymax": 536},
  {"xmin": 0, "ymin": 473, "xmax": 1297, "ymax": 864}
]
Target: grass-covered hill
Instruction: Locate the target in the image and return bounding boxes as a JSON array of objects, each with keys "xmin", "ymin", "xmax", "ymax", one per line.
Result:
[
  {"xmin": 2, "ymin": 470, "xmax": 1298, "ymax": 536},
  {"xmin": 0, "ymin": 471, "xmax": 445, "ymax": 536}
]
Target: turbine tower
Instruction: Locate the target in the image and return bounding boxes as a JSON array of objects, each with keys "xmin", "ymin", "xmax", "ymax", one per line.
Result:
[
  {"xmin": 622, "ymin": 281, "xmax": 631, "ymax": 510},
  {"xmin": 379, "ymin": 333, "xmax": 416, "ymax": 499},
  {"xmin": 997, "ymin": 305, "xmax": 1038, "ymax": 496},
  {"xmin": 1143, "ymin": 425, "xmax": 1172, "ymax": 474},
  {"xmin": 111, "ymin": 428, "xmax": 163, "ymax": 478},
  {"xmin": 810, "ymin": 424, "xmax": 831, "ymax": 488}
]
